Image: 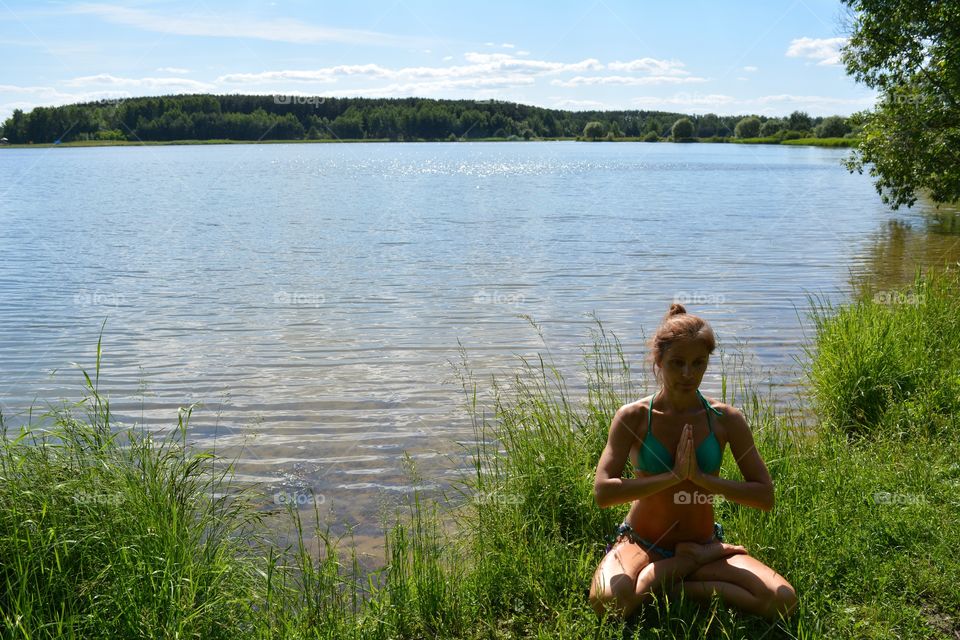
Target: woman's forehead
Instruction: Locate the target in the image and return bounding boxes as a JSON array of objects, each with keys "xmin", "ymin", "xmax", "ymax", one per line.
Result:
[{"xmin": 663, "ymin": 340, "xmax": 710, "ymax": 358}]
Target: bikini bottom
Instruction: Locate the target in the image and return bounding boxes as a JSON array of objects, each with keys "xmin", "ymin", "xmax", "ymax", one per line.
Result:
[{"xmin": 607, "ymin": 521, "xmax": 725, "ymax": 558}]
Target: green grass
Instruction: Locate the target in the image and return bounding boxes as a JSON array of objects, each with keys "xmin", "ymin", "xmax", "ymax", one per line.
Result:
[
  {"xmin": 730, "ymin": 137, "xmax": 855, "ymax": 147},
  {"xmin": 2, "ymin": 268, "xmax": 959, "ymax": 638},
  {"xmin": 729, "ymin": 136, "xmax": 782, "ymax": 145},
  {"xmin": 804, "ymin": 266, "xmax": 960, "ymax": 439},
  {"xmin": 780, "ymin": 138, "xmax": 854, "ymax": 147}
]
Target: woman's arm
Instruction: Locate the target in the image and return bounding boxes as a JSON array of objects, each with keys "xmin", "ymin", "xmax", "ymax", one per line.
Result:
[
  {"xmin": 690, "ymin": 406, "xmax": 774, "ymax": 511},
  {"xmin": 593, "ymin": 405, "xmax": 687, "ymax": 508}
]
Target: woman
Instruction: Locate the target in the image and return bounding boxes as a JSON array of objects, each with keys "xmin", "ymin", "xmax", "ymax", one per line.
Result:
[{"xmin": 588, "ymin": 303, "xmax": 797, "ymax": 621}]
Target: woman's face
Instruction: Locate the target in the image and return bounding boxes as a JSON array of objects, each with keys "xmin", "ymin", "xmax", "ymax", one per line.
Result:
[{"xmin": 657, "ymin": 339, "xmax": 710, "ymax": 393}]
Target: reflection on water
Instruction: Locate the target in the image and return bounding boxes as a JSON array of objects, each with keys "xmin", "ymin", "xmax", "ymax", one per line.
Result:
[
  {"xmin": 2, "ymin": 141, "xmax": 957, "ymax": 560},
  {"xmin": 849, "ymin": 202, "xmax": 960, "ymax": 300}
]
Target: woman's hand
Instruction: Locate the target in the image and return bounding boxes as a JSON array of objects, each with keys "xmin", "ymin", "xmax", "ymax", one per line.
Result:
[
  {"xmin": 675, "ymin": 540, "xmax": 748, "ymax": 567},
  {"xmin": 671, "ymin": 424, "xmax": 697, "ymax": 482}
]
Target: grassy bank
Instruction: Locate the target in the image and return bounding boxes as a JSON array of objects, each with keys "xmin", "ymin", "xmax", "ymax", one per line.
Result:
[
  {"xmin": 0, "ymin": 137, "xmax": 585, "ymax": 149},
  {"xmin": 729, "ymin": 136, "xmax": 854, "ymax": 147},
  {"xmin": 2, "ymin": 268, "xmax": 959, "ymax": 638}
]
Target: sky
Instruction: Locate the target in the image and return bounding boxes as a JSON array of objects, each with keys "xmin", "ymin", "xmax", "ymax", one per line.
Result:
[{"xmin": 1, "ymin": 0, "xmax": 877, "ymax": 122}]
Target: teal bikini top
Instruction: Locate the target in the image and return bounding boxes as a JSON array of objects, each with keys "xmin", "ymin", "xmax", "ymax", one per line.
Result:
[{"xmin": 635, "ymin": 388, "xmax": 724, "ymax": 475}]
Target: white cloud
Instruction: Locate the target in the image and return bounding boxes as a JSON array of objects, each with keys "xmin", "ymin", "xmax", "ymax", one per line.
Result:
[
  {"xmin": 551, "ymin": 98, "xmax": 607, "ymax": 110},
  {"xmin": 753, "ymin": 93, "xmax": 874, "ymax": 110},
  {"xmin": 786, "ymin": 37, "xmax": 847, "ymax": 66},
  {"xmin": 607, "ymin": 58, "xmax": 690, "ymax": 76},
  {"xmin": 156, "ymin": 67, "xmax": 190, "ymax": 74},
  {"xmin": 550, "ymin": 57, "xmax": 704, "ymax": 88},
  {"xmin": 742, "ymin": 65, "xmax": 758, "ymax": 72},
  {"xmin": 0, "ymin": 84, "xmax": 139, "ymax": 121},
  {"xmin": 218, "ymin": 65, "xmax": 390, "ymax": 84},
  {"xmin": 64, "ymin": 74, "xmax": 215, "ymax": 91},
  {"xmin": 334, "ymin": 76, "xmax": 537, "ymax": 97},
  {"xmin": 217, "ymin": 55, "xmax": 604, "ymax": 88},
  {"xmin": 461, "ymin": 52, "xmax": 602, "ymax": 73},
  {"xmin": 630, "ymin": 91, "xmax": 874, "ymax": 115},
  {"xmin": 552, "ymin": 75, "xmax": 706, "ymax": 87},
  {"xmin": 632, "ymin": 93, "xmax": 736, "ymax": 109},
  {"xmin": 72, "ymin": 3, "xmax": 427, "ymax": 47}
]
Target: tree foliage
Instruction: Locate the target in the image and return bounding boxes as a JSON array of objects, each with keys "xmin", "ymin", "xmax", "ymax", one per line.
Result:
[
  {"xmin": 671, "ymin": 117, "xmax": 695, "ymax": 140},
  {"xmin": 0, "ymin": 94, "xmax": 853, "ymax": 151},
  {"xmin": 0, "ymin": 95, "xmax": 697, "ymax": 145},
  {"xmin": 734, "ymin": 116, "xmax": 761, "ymax": 138},
  {"xmin": 582, "ymin": 121, "xmax": 605, "ymax": 140},
  {"xmin": 760, "ymin": 119, "xmax": 786, "ymax": 137},
  {"xmin": 787, "ymin": 110, "xmax": 813, "ymax": 133},
  {"xmin": 815, "ymin": 115, "xmax": 851, "ymax": 138},
  {"xmin": 841, "ymin": 0, "xmax": 960, "ymax": 208}
]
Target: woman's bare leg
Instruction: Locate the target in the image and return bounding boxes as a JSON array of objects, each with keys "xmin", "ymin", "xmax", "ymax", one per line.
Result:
[
  {"xmin": 679, "ymin": 554, "xmax": 798, "ymax": 621},
  {"xmin": 593, "ymin": 542, "xmax": 748, "ymax": 618}
]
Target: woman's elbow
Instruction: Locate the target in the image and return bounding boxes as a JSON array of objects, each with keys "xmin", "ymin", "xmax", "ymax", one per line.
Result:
[
  {"xmin": 758, "ymin": 485, "xmax": 775, "ymax": 511},
  {"xmin": 593, "ymin": 481, "xmax": 611, "ymax": 509}
]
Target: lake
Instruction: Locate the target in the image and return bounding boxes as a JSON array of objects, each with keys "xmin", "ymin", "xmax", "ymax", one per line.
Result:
[{"xmin": 1, "ymin": 141, "xmax": 957, "ymax": 552}]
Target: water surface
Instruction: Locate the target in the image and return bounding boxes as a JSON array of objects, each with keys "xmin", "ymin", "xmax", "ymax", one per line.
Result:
[{"xmin": 2, "ymin": 141, "xmax": 958, "ymax": 551}]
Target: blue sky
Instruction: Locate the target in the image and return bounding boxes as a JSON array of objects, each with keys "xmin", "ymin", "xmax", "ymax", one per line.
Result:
[{"xmin": 1, "ymin": 0, "xmax": 876, "ymax": 122}]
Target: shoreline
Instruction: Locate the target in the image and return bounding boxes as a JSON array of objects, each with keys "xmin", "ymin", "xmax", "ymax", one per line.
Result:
[{"xmin": 0, "ymin": 136, "xmax": 855, "ymax": 150}]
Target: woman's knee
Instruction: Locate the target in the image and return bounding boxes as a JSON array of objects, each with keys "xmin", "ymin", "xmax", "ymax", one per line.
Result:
[
  {"xmin": 763, "ymin": 581, "xmax": 798, "ymax": 620},
  {"xmin": 591, "ymin": 572, "xmax": 636, "ymax": 615}
]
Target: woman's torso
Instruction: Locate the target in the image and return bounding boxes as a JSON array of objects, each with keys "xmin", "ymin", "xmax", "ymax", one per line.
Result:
[{"xmin": 624, "ymin": 391, "xmax": 727, "ymax": 548}]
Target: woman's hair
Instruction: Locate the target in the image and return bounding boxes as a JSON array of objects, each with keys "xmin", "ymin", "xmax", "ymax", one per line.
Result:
[{"xmin": 647, "ymin": 303, "xmax": 717, "ymax": 383}]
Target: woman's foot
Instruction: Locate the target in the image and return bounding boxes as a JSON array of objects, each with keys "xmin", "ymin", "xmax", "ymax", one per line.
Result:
[{"xmin": 675, "ymin": 541, "xmax": 747, "ymax": 566}]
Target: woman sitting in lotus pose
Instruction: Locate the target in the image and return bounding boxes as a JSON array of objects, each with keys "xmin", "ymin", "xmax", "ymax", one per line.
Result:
[{"xmin": 588, "ymin": 303, "xmax": 797, "ymax": 621}]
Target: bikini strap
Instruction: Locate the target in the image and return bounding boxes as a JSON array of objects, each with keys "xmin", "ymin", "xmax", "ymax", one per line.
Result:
[
  {"xmin": 646, "ymin": 390, "xmax": 655, "ymax": 436},
  {"xmin": 696, "ymin": 389, "xmax": 722, "ymax": 432}
]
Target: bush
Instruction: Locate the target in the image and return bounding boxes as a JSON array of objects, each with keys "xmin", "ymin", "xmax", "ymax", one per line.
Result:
[
  {"xmin": 94, "ymin": 129, "xmax": 126, "ymax": 141},
  {"xmin": 643, "ymin": 131, "xmax": 659, "ymax": 142},
  {"xmin": 760, "ymin": 119, "xmax": 785, "ymax": 137},
  {"xmin": 805, "ymin": 266, "xmax": 960, "ymax": 438},
  {"xmin": 777, "ymin": 129, "xmax": 804, "ymax": 141},
  {"xmin": 815, "ymin": 115, "xmax": 851, "ymax": 138},
  {"xmin": 671, "ymin": 117, "xmax": 694, "ymax": 141},
  {"xmin": 734, "ymin": 116, "xmax": 761, "ymax": 138},
  {"xmin": 582, "ymin": 121, "xmax": 605, "ymax": 140}
]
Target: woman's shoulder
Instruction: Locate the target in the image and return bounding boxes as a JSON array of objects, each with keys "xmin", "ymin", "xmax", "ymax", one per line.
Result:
[
  {"xmin": 700, "ymin": 395, "xmax": 748, "ymax": 430},
  {"xmin": 613, "ymin": 397, "xmax": 653, "ymax": 438},
  {"xmin": 616, "ymin": 397, "xmax": 650, "ymax": 421}
]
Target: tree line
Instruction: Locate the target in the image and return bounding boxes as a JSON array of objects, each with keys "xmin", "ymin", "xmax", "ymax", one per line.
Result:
[{"xmin": 0, "ymin": 94, "xmax": 850, "ymax": 144}]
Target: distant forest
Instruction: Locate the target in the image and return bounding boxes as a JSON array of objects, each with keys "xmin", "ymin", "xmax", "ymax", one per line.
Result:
[{"xmin": 0, "ymin": 94, "xmax": 851, "ymax": 144}]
